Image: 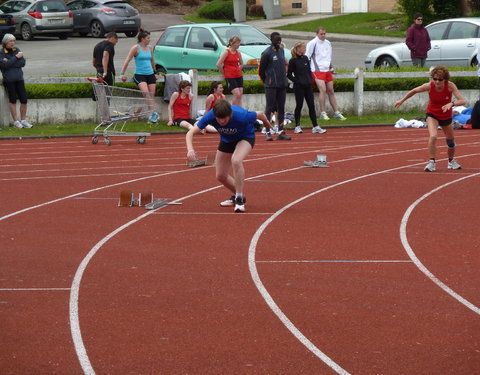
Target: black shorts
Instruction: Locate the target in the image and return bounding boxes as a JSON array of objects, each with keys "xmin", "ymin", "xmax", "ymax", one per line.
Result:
[
  {"xmin": 134, "ymin": 73, "xmax": 157, "ymax": 85},
  {"xmin": 426, "ymin": 113, "xmax": 452, "ymax": 127},
  {"xmin": 218, "ymin": 137, "xmax": 255, "ymax": 153},
  {"xmin": 3, "ymin": 80, "xmax": 27, "ymax": 104},
  {"xmin": 225, "ymin": 77, "xmax": 243, "ymax": 92},
  {"xmin": 173, "ymin": 118, "xmax": 195, "ymax": 127}
]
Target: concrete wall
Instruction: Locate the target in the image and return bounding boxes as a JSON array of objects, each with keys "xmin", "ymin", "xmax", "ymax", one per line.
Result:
[{"xmin": 2, "ymin": 89, "xmax": 479, "ymax": 126}]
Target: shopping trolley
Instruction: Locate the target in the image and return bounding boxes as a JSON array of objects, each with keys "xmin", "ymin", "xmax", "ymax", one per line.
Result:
[{"xmin": 88, "ymin": 77, "xmax": 153, "ymax": 145}]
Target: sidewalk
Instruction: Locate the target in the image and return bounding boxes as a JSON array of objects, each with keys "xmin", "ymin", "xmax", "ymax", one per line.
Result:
[{"xmin": 244, "ymin": 14, "xmax": 403, "ymax": 44}]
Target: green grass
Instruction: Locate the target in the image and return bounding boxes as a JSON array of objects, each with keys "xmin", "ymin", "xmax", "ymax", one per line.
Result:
[
  {"xmin": 0, "ymin": 111, "xmax": 424, "ymax": 139},
  {"xmin": 277, "ymin": 12, "xmax": 406, "ymax": 38}
]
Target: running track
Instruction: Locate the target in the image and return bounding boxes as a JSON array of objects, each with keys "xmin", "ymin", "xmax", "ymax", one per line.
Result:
[{"xmin": 1, "ymin": 127, "xmax": 479, "ymax": 374}]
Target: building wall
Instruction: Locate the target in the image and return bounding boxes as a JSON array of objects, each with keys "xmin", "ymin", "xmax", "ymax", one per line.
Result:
[
  {"xmin": 256, "ymin": 0, "xmax": 398, "ymax": 14},
  {"xmin": 255, "ymin": 0, "xmax": 307, "ymax": 15}
]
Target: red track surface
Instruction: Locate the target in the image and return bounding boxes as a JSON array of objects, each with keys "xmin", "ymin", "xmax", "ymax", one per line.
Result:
[{"xmin": 1, "ymin": 127, "xmax": 479, "ymax": 374}]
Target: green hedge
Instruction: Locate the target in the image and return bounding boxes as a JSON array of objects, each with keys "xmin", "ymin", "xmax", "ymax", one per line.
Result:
[
  {"xmin": 24, "ymin": 76, "xmax": 480, "ymax": 99},
  {"xmin": 198, "ymin": 0, "xmax": 234, "ymax": 20}
]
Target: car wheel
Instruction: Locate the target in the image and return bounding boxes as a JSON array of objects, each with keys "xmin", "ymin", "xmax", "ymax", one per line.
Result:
[
  {"xmin": 21, "ymin": 23, "xmax": 33, "ymax": 41},
  {"xmin": 375, "ymin": 56, "xmax": 397, "ymax": 68},
  {"xmin": 125, "ymin": 30, "xmax": 137, "ymax": 38},
  {"xmin": 90, "ymin": 20, "xmax": 105, "ymax": 38}
]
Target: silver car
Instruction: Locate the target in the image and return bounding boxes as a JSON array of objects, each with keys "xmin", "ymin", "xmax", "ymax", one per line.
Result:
[
  {"xmin": 365, "ymin": 18, "xmax": 480, "ymax": 69},
  {"xmin": 66, "ymin": 0, "xmax": 141, "ymax": 38},
  {"xmin": 0, "ymin": 0, "xmax": 73, "ymax": 40}
]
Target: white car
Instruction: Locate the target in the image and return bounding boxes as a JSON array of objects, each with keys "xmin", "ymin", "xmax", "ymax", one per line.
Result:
[{"xmin": 365, "ymin": 18, "xmax": 480, "ymax": 69}]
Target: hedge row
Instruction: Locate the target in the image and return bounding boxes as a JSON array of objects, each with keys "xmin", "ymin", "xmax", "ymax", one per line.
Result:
[{"xmin": 24, "ymin": 76, "xmax": 480, "ymax": 99}]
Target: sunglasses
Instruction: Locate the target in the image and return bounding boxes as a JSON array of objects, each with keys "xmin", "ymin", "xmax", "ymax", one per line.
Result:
[
  {"xmin": 432, "ymin": 78, "xmax": 444, "ymax": 81},
  {"xmin": 416, "ymin": 18, "xmax": 423, "ymax": 21}
]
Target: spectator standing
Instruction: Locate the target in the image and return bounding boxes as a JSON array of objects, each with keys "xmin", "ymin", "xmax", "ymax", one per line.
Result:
[
  {"xmin": 186, "ymin": 99, "xmax": 273, "ymax": 213},
  {"xmin": 0, "ymin": 34, "xmax": 32, "ymax": 128},
  {"xmin": 216, "ymin": 36, "xmax": 244, "ymax": 106},
  {"xmin": 394, "ymin": 66, "xmax": 465, "ymax": 171},
  {"xmin": 306, "ymin": 27, "xmax": 346, "ymax": 122},
  {"xmin": 405, "ymin": 13, "xmax": 431, "ymax": 68},
  {"xmin": 259, "ymin": 32, "xmax": 291, "ymax": 140},
  {"xmin": 120, "ymin": 29, "xmax": 159, "ymax": 123},
  {"xmin": 287, "ymin": 41, "xmax": 326, "ymax": 134},
  {"xmin": 92, "ymin": 31, "xmax": 119, "ymax": 86}
]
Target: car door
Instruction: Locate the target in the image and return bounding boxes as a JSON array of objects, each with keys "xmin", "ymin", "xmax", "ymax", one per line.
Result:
[
  {"xmin": 426, "ymin": 21, "xmax": 450, "ymax": 66},
  {"xmin": 439, "ymin": 21, "xmax": 479, "ymax": 66},
  {"xmin": 182, "ymin": 27, "xmax": 220, "ymax": 72},
  {"xmin": 154, "ymin": 26, "xmax": 188, "ymax": 72}
]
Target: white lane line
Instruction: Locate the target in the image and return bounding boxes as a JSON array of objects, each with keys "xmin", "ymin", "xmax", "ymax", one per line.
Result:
[
  {"xmin": 399, "ymin": 172, "xmax": 480, "ymax": 315},
  {"xmin": 256, "ymin": 260, "xmax": 413, "ymax": 263},
  {"xmin": 153, "ymin": 212, "xmax": 274, "ymax": 215},
  {"xmin": 247, "ymin": 153, "xmax": 480, "ymax": 375},
  {"xmin": 0, "ymin": 288, "xmax": 70, "ymax": 291}
]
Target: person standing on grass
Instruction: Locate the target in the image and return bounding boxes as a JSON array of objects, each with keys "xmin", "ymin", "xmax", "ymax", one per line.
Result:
[
  {"xmin": 394, "ymin": 66, "xmax": 466, "ymax": 172},
  {"xmin": 92, "ymin": 31, "xmax": 118, "ymax": 87},
  {"xmin": 406, "ymin": 13, "xmax": 431, "ymax": 68},
  {"xmin": 0, "ymin": 34, "xmax": 32, "ymax": 128},
  {"xmin": 305, "ymin": 27, "xmax": 346, "ymax": 124},
  {"xmin": 259, "ymin": 32, "xmax": 291, "ymax": 140},
  {"xmin": 120, "ymin": 29, "xmax": 159, "ymax": 124},
  {"xmin": 186, "ymin": 99, "xmax": 273, "ymax": 213},
  {"xmin": 216, "ymin": 36, "xmax": 244, "ymax": 106},
  {"xmin": 287, "ymin": 41, "xmax": 325, "ymax": 135}
]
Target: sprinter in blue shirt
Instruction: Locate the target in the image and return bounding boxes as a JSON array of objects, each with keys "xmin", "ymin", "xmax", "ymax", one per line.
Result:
[{"xmin": 186, "ymin": 100, "xmax": 273, "ymax": 213}]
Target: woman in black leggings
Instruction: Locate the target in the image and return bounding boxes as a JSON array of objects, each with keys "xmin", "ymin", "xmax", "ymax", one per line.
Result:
[{"xmin": 287, "ymin": 41, "xmax": 325, "ymax": 134}]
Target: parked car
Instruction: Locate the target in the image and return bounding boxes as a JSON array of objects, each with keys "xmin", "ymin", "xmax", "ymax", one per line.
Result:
[
  {"xmin": 0, "ymin": 10, "xmax": 16, "ymax": 38},
  {"xmin": 365, "ymin": 18, "xmax": 480, "ymax": 69},
  {"xmin": 154, "ymin": 23, "xmax": 291, "ymax": 74},
  {"xmin": 0, "ymin": 0, "xmax": 73, "ymax": 40},
  {"xmin": 66, "ymin": 0, "xmax": 140, "ymax": 38}
]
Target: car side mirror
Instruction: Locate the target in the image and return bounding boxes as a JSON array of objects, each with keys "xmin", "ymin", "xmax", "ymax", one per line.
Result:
[{"xmin": 203, "ymin": 41, "xmax": 217, "ymax": 51}]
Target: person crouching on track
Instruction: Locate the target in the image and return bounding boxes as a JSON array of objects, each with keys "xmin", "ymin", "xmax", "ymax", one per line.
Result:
[
  {"xmin": 186, "ymin": 99, "xmax": 273, "ymax": 213},
  {"xmin": 394, "ymin": 66, "xmax": 466, "ymax": 172}
]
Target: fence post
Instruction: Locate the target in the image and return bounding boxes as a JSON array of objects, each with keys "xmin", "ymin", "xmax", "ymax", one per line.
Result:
[
  {"xmin": 189, "ymin": 69, "xmax": 199, "ymax": 118},
  {"xmin": 0, "ymin": 79, "xmax": 11, "ymax": 127},
  {"xmin": 353, "ymin": 67, "xmax": 364, "ymax": 116}
]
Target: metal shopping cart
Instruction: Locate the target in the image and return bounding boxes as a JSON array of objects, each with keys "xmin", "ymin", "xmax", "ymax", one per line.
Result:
[{"xmin": 88, "ymin": 77, "xmax": 153, "ymax": 145}]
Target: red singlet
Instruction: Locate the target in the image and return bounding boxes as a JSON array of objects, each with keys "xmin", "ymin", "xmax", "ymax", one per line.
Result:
[
  {"xmin": 426, "ymin": 80, "xmax": 452, "ymax": 120},
  {"xmin": 173, "ymin": 94, "xmax": 192, "ymax": 119},
  {"xmin": 223, "ymin": 49, "xmax": 242, "ymax": 79}
]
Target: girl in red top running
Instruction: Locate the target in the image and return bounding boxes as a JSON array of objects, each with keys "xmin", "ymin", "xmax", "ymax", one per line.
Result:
[
  {"xmin": 216, "ymin": 36, "xmax": 244, "ymax": 106},
  {"xmin": 394, "ymin": 66, "xmax": 466, "ymax": 172}
]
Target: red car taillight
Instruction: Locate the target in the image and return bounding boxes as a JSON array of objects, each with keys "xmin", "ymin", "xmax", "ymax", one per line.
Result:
[
  {"xmin": 27, "ymin": 11, "xmax": 43, "ymax": 19},
  {"xmin": 100, "ymin": 8, "xmax": 116, "ymax": 15},
  {"xmin": 68, "ymin": 10, "xmax": 73, "ymax": 18}
]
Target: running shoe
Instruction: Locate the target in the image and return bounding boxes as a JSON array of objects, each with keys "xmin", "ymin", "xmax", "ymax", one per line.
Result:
[
  {"xmin": 447, "ymin": 159, "xmax": 462, "ymax": 170},
  {"xmin": 265, "ymin": 132, "xmax": 273, "ymax": 141},
  {"xmin": 319, "ymin": 112, "xmax": 330, "ymax": 121},
  {"xmin": 276, "ymin": 131, "xmax": 292, "ymax": 140},
  {"xmin": 13, "ymin": 121, "xmax": 23, "ymax": 128},
  {"xmin": 220, "ymin": 195, "xmax": 236, "ymax": 207},
  {"xmin": 294, "ymin": 126, "xmax": 303, "ymax": 134},
  {"xmin": 424, "ymin": 160, "xmax": 436, "ymax": 172},
  {"xmin": 271, "ymin": 124, "xmax": 279, "ymax": 134},
  {"xmin": 261, "ymin": 127, "xmax": 268, "ymax": 134},
  {"xmin": 234, "ymin": 196, "xmax": 246, "ymax": 213},
  {"xmin": 21, "ymin": 120, "xmax": 33, "ymax": 128},
  {"xmin": 148, "ymin": 111, "xmax": 159, "ymax": 123},
  {"xmin": 333, "ymin": 111, "xmax": 347, "ymax": 121},
  {"xmin": 312, "ymin": 126, "xmax": 327, "ymax": 134}
]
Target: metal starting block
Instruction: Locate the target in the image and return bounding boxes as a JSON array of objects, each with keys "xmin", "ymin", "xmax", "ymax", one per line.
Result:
[
  {"xmin": 304, "ymin": 154, "xmax": 328, "ymax": 168},
  {"xmin": 145, "ymin": 198, "xmax": 171, "ymax": 210},
  {"xmin": 187, "ymin": 153, "xmax": 215, "ymax": 168},
  {"xmin": 118, "ymin": 190, "xmax": 135, "ymax": 206}
]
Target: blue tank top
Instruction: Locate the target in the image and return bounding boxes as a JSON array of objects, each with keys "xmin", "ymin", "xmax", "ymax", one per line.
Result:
[{"xmin": 134, "ymin": 44, "xmax": 154, "ymax": 75}]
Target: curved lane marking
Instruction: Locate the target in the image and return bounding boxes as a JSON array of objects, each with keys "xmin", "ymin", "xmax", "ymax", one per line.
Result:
[{"xmin": 399, "ymin": 172, "xmax": 480, "ymax": 315}]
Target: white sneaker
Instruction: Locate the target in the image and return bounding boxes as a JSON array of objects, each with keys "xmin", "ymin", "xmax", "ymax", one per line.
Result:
[
  {"xmin": 319, "ymin": 112, "xmax": 330, "ymax": 121},
  {"xmin": 333, "ymin": 111, "xmax": 346, "ymax": 121},
  {"xmin": 13, "ymin": 120, "xmax": 23, "ymax": 128},
  {"xmin": 21, "ymin": 120, "xmax": 33, "ymax": 128},
  {"xmin": 424, "ymin": 160, "xmax": 436, "ymax": 172},
  {"xmin": 312, "ymin": 126, "xmax": 327, "ymax": 134},
  {"xmin": 234, "ymin": 196, "xmax": 246, "ymax": 213},
  {"xmin": 447, "ymin": 159, "xmax": 462, "ymax": 170},
  {"xmin": 220, "ymin": 195, "xmax": 235, "ymax": 207},
  {"xmin": 294, "ymin": 126, "xmax": 303, "ymax": 134},
  {"xmin": 271, "ymin": 124, "xmax": 279, "ymax": 134}
]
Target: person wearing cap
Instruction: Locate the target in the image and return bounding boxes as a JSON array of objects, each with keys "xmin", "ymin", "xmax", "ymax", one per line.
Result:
[{"xmin": 0, "ymin": 34, "xmax": 32, "ymax": 128}]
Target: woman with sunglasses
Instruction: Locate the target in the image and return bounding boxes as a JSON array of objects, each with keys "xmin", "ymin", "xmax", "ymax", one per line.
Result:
[
  {"xmin": 394, "ymin": 66, "xmax": 466, "ymax": 172},
  {"xmin": 406, "ymin": 13, "xmax": 431, "ymax": 68}
]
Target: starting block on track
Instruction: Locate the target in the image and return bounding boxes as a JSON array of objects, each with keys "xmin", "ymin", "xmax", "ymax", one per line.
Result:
[
  {"xmin": 187, "ymin": 153, "xmax": 215, "ymax": 168},
  {"xmin": 304, "ymin": 154, "xmax": 328, "ymax": 168},
  {"xmin": 118, "ymin": 190, "xmax": 135, "ymax": 206},
  {"xmin": 145, "ymin": 198, "xmax": 170, "ymax": 210},
  {"xmin": 138, "ymin": 191, "xmax": 153, "ymax": 207}
]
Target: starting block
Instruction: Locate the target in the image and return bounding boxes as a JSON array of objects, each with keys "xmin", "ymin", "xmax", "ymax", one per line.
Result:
[
  {"xmin": 304, "ymin": 154, "xmax": 329, "ymax": 168},
  {"xmin": 118, "ymin": 190, "xmax": 135, "ymax": 206},
  {"xmin": 138, "ymin": 191, "xmax": 153, "ymax": 207},
  {"xmin": 187, "ymin": 153, "xmax": 216, "ymax": 168},
  {"xmin": 145, "ymin": 198, "xmax": 171, "ymax": 210}
]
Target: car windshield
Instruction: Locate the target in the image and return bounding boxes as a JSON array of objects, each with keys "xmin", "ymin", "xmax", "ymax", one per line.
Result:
[
  {"xmin": 212, "ymin": 26, "xmax": 270, "ymax": 46},
  {"xmin": 35, "ymin": 0, "xmax": 68, "ymax": 12}
]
